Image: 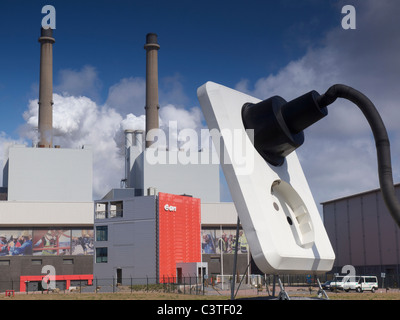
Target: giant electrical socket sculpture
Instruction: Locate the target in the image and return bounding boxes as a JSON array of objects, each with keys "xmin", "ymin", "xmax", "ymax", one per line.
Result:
[{"xmin": 198, "ymin": 81, "xmax": 335, "ymax": 274}]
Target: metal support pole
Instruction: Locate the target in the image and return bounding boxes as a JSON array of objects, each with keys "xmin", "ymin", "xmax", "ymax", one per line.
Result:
[
  {"xmin": 230, "ymin": 216, "xmax": 240, "ymax": 300},
  {"xmin": 272, "ymin": 275, "xmax": 276, "ymax": 297},
  {"xmin": 317, "ymin": 277, "xmax": 329, "ymax": 300},
  {"xmin": 234, "ymin": 260, "xmax": 252, "ymax": 299},
  {"xmin": 277, "ymin": 276, "xmax": 290, "ymax": 300},
  {"xmin": 203, "ymin": 273, "xmax": 205, "ymax": 295}
]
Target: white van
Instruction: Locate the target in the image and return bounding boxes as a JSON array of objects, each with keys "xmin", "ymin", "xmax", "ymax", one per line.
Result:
[
  {"xmin": 330, "ymin": 276, "xmax": 345, "ymax": 291},
  {"xmin": 355, "ymin": 276, "xmax": 378, "ymax": 293},
  {"xmin": 342, "ymin": 276, "xmax": 360, "ymax": 292}
]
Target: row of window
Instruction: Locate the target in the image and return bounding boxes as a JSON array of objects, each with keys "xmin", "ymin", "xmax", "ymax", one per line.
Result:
[
  {"xmin": 0, "ymin": 252, "xmax": 108, "ymax": 265},
  {"xmin": 0, "ymin": 258, "xmax": 75, "ymax": 266},
  {"xmin": 95, "ymin": 226, "xmax": 108, "ymax": 263}
]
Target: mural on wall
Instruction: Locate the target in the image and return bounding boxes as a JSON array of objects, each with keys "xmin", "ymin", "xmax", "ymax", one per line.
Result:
[
  {"xmin": 71, "ymin": 229, "xmax": 94, "ymax": 255},
  {"xmin": 201, "ymin": 228, "xmax": 248, "ymax": 255},
  {"xmin": 0, "ymin": 229, "xmax": 94, "ymax": 256}
]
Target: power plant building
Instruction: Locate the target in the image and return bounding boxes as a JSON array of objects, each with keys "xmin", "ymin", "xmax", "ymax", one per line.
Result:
[{"xmin": 0, "ymin": 29, "xmax": 252, "ymax": 292}]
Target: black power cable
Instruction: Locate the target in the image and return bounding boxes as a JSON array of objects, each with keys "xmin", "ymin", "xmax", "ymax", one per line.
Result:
[
  {"xmin": 317, "ymin": 84, "xmax": 400, "ymax": 228},
  {"xmin": 242, "ymin": 84, "xmax": 400, "ymax": 228}
]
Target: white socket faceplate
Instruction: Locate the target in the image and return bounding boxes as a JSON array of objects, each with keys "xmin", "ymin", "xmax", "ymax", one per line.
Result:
[{"xmin": 198, "ymin": 82, "xmax": 335, "ymax": 274}]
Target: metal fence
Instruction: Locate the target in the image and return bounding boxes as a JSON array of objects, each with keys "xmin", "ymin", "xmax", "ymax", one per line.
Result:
[
  {"xmin": 1, "ymin": 272, "xmax": 397, "ymax": 296},
  {"xmin": 0, "ymin": 273, "xmax": 328, "ymax": 296}
]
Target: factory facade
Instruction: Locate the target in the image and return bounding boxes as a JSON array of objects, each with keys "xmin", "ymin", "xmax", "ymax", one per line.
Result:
[
  {"xmin": 0, "ymin": 145, "xmax": 94, "ymax": 292},
  {"xmin": 322, "ymin": 184, "xmax": 400, "ymax": 287},
  {"xmin": 0, "ymin": 27, "xmax": 250, "ymax": 292}
]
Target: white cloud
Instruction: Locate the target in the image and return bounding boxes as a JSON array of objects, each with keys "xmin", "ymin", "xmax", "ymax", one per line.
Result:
[
  {"xmin": 159, "ymin": 104, "xmax": 203, "ymax": 131},
  {"xmin": 120, "ymin": 113, "xmax": 146, "ymax": 132},
  {"xmin": 105, "ymin": 77, "xmax": 146, "ymax": 116},
  {"xmin": 105, "ymin": 74, "xmax": 191, "ymax": 115},
  {"xmin": 159, "ymin": 74, "xmax": 189, "ymax": 107},
  {"xmin": 54, "ymin": 65, "xmax": 102, "ymax": 102}
]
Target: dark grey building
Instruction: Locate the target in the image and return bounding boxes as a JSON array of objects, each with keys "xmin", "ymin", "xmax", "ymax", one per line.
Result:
[
  {"xmin": 322, "ymin": 184, "xmax": 400, "ymax": 287},
  {"xmin": 93, "ymin": 190, "xmax": 158, "ymax": 285}
]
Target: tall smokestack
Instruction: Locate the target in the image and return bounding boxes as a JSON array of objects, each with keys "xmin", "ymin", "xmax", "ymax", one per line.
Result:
[
  {"xmin": 144, "ymin": 33, "xmax": 160, "ymax": 148},
  {"xmin": 124, "ymin": 129, "xmax": 134, "ymax": 188},
  {"xmin": 38, "ymin": 27, "xmax": 55, "ymax": 148}
]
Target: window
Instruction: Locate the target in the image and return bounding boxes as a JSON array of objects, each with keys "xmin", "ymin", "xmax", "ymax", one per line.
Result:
[
  {"xmin": 96, "ymin": 247, "xmax": 108, "ymax": 263},
  {"xmin": 95, "ymin": 203, "xmax": 108, "ymax": 219},
  {"xmin": 96, "ymin": 226, "xmax": 108, "ymax": 241},
  {"xmin": 110, "ymin": 201, "xmax": 123, "ymax": 218},
  {"xmin": 31, "ymin": 259, "xmax": 42, "ymax": 265},
  {"xmin": 0, "ymin": 260, "xmax": 10, "ymax": 266},
  {"xmin": 63, "ymin": 259, "xmax": 74, "ymax": 265}
]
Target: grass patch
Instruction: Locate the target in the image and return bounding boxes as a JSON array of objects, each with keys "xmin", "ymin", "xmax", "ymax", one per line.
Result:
[{"xmin": 1, "ymin": 291, "xmax": 230, "ymax": 300}]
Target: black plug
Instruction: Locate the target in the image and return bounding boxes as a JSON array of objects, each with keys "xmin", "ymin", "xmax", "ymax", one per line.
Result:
[
  {"xmin": 242, "ymin": 90, "xmax": 328, "ymax": 166},
  {"xmin": 242, "ymin": 83, "xmax": 400, "ymax": 228}
]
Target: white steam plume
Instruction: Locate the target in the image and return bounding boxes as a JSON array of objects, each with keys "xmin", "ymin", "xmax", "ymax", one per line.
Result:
[{"xmin": 19, "ymin": 92, "xmax": 207, "ymax": 200}]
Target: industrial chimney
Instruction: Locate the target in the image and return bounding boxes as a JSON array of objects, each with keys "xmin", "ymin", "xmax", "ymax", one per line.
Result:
[
  {"xmin": 144, "ymin": 33, "xmax": 160, "ymax": 148},
  {"xmin": 38, "ymin": 27, "xmax": 55, "ymax": 148}
]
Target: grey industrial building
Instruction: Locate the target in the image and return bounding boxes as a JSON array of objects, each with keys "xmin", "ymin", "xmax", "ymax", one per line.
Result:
[
  {"xmin": 322, "ymin": 184, "xmax": 400, "ymax": 287},
  {"xmin": 0, "ymin": 144, "xmax": 94, "ymax": 292}
]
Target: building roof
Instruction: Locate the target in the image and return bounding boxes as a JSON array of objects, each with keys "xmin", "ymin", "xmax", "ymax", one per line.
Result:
[{"xmin": 321, "ymin": 183, "xmax": 400, "ymax": 205}]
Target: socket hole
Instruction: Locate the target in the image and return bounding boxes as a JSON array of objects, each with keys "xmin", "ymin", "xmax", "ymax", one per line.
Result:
[
  {"xmin": 271, "ymin": 179, "xmax": 315, "ymax": 249},
  {"xmin": 273, "ymin": 202, "xmax": 279, "ymax": 211}
]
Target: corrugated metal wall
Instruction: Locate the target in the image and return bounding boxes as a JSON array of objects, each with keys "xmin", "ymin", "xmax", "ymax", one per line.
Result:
[{"xmin": 323, "ymin": 185, "xmax": 400, "ymax": 285}]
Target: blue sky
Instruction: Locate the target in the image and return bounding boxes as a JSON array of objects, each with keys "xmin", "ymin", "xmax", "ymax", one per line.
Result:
[{"xmin": 0, "ymin": 0, "xmax": 399, "ymax": 208}]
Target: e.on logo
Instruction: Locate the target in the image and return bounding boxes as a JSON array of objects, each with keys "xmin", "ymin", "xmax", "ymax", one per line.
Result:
[{"xmin": 164, "ymin": 204, "xmax": 177, "ymax": 212}]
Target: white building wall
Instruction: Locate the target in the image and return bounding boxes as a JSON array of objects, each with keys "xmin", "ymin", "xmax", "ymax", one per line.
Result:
[
  {"xmin": 140, "ymin": 150, "xmax": 220, "ymax": 202},
  {"xmin": 4, "ymin": 145, "xmax": 92, "ymax": 202},
  {"xmin": 0, "ymin": 201, "xmax": 93, "ymax": 227},
  {"xmin": 201, "ymin": 202, "xmax": 238, "ymax": 225}
]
